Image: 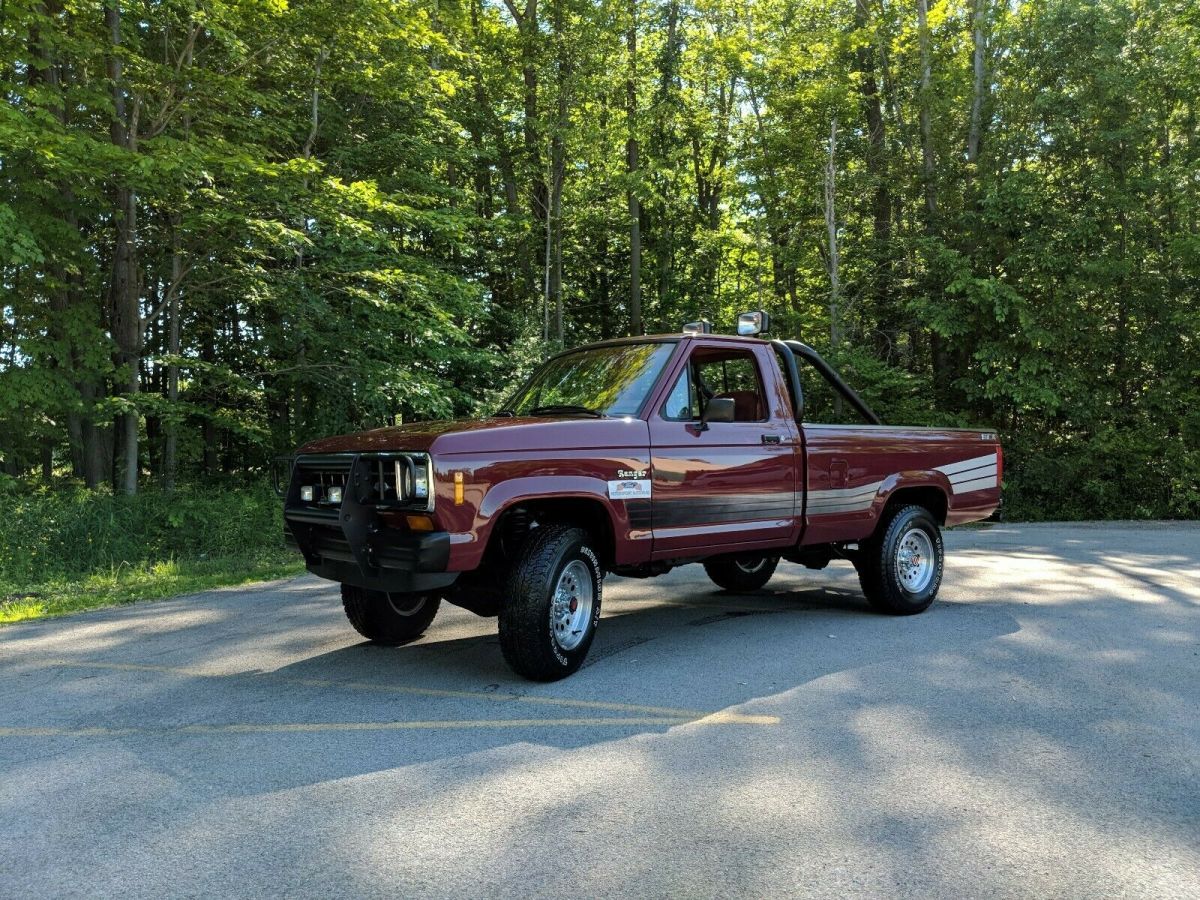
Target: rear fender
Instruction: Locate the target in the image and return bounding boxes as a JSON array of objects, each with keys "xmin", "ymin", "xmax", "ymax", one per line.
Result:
[{"xmin": 873, "ymin": 472, "xmax": 953, "ymax": 524}]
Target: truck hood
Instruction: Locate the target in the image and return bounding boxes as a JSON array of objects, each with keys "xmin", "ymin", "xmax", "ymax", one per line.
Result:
[{"xmin": 297, "ymin": 415, "xmax": 649, "ymax": 456}]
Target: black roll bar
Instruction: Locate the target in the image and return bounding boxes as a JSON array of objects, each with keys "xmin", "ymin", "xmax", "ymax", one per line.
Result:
[
  {"xmin": 770, "ymin": 340, "xmax": 804, "ymax": 421},
  {"xmin": 783, "ymin": 340, "xmax": 883, "ymax": 426}
]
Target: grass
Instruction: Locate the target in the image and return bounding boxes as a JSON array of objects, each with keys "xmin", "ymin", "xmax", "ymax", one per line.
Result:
[
  {"xmin": 0, "ymin": 552, "xmax": 304, "ymax": 625},
  {"xmin": 0, "ymin": 481, "xmax": 304, "ymax": 626}
]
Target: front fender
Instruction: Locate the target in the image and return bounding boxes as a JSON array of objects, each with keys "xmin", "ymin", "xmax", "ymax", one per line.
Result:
[{"xmin": 449, "ymin": 475, "xmax": 644, "ymax": 570}]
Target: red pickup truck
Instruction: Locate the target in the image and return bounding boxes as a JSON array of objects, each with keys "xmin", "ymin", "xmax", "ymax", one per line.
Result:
[{"xmin": 283, "ymin": 315, "xmax": 1001, "ymax": 680}]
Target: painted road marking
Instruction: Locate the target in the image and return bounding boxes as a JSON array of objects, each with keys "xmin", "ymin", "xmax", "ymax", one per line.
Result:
[
  {"xmin": 17, "ymin": 659, "xmax": 779, "ymax": 729},
  {"xmin": 0, "ymin": 717, "xmax": 750, "ymax": 738}
]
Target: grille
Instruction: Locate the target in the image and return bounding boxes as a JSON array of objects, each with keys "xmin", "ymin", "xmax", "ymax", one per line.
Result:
[{"xmin": 292, "ymin": 452, "xmax": 432, "ymax": 509}]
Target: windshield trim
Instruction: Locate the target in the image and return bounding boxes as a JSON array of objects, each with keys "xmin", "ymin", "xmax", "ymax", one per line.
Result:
[{"xmin": 498, "ymin": 338, "xmax": 681, "ymax": 419}]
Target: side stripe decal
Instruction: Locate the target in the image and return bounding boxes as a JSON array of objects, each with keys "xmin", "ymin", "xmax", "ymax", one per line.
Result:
[
  {"xmin": 806, "ymin": 452, "xmax": 1000, "ymax": 517},
  {"xmin": 935, "ymin": 452, "xmax": 999, "ymax": 494}
]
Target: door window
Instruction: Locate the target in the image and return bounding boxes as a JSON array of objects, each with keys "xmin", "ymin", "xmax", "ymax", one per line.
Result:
[{"xmin": 662, "ymin": 350, "xmax": 767, "ymax": 422}]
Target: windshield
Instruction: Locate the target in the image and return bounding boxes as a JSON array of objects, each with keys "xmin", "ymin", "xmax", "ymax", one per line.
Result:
[{"xmin": 503, "ymin": 342, "xmax": 677, "ymax": 417}]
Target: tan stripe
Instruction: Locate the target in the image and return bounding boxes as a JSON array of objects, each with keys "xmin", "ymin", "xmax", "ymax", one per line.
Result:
[
  {"xmin": 0, "ymin": 716, "xmax": 784, "ymax": 738},
  {"xmin": 35, "ymin": 659, "xmax": 776, "ymax": 724}
]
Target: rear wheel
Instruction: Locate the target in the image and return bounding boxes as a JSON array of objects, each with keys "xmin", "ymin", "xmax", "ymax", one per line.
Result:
[
  {"xmin": 341, "ymin": 585, "xmax": 440, "ymax": 644},
  {"xmin": 703, "ymin": 553, "xmax": 780, "ymax": 592},
  {"xmin": 499, "ymin": 524, "xmax": 603, "ymax": 681},
  {"xmin": 856, "ymin": 505, "xmax": 943, "ymax": 615}
]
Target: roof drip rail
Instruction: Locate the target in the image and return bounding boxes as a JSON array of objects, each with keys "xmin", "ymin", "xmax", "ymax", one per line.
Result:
[{"xmin": 783, "ymin": 340, "xmax": 883, "ymax": 426}]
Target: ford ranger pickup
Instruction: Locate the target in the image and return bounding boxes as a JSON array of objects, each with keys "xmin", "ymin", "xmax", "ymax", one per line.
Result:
[{"xmin": 282, "ymin": 313, "xmax": 1002, "ymax": 680}]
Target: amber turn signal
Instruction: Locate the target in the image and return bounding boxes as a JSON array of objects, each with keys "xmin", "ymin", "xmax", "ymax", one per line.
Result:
[
  {"xmin": 405, "ymin": 514, "xmax": 435, "ymax": 532},
  {"xmin": 453, "ymin": 471, "xmax": 464, "ymax": 505}
]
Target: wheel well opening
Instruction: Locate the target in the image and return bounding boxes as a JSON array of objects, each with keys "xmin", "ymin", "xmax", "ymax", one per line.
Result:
[
  {"xmin": 490, "ymin": 498, "xmax": 616, "ymax": 567},
  {"xmin": 884, "ymin": 486, "xmax": 948, "ymax": 525}
]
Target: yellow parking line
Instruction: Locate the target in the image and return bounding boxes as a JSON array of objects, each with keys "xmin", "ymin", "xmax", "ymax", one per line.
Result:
[
  {"xmin": 0, "ymin": 717, "xmax": 712, "ymax": 738},
  {"xmin": 36, "ymin": 659, "xmax": 780, "ymax": 725}
]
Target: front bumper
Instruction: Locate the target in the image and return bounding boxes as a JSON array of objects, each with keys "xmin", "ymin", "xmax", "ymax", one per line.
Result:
[{"xmin": 283, "ymin": 454, "xmax": 458, "ymax": 594}]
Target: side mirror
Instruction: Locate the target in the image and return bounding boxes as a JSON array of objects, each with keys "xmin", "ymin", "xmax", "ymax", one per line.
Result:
[{"xmin": 699, "ymin": 396, "xmax": 736, "ymax": 429}]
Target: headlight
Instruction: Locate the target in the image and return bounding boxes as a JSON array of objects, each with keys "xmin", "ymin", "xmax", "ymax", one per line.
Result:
[{"xmin": 413, "ymin": 466, "xmax": 429, "ymax": 500}]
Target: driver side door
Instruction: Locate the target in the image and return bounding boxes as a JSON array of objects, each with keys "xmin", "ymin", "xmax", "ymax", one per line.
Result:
[{"xmin": 647, "ymin": 343, "xmax": 798, "ymax": 559}]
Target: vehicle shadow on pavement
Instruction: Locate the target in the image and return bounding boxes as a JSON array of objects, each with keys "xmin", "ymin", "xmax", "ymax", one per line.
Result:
[
  {"xmin": 2, "ymin": 526, "xmax": 1198, "ymax": 898},
  {"xmin": 220, "ymin": 573, "xmax": 1025, "ymax": 773}
]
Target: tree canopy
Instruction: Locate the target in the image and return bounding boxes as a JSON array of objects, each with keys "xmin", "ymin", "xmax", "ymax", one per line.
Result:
[{"xmin": 2, "ymin": 0, "xmax": 1198, "ymax": 519}]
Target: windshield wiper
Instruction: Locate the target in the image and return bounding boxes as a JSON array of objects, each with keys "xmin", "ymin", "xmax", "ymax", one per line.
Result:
[{"xmin": 528, "ymin": 404, "xmax": 605, "ymax": 418}]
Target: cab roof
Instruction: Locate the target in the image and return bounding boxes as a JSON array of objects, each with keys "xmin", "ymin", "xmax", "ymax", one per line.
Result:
[{"xmin": 565, "ymin": 331, "xmax": 768, "ymax": 354}]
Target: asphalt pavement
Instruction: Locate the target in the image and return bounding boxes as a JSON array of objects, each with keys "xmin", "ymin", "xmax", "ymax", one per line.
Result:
[{"xmin": 1, "ymin": 522, "xmax": 1197, "ymax": 899}]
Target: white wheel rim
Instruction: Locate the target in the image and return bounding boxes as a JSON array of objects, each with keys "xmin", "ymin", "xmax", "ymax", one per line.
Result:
[
  {"xmin": 896, "ymin": 528, "xmax": 935, "ymax": 593},
  {"xmin": 735, "ymin": 557, "xmax": 767, "ymax": 574},
  {"xmin": 387, "ymin": 593, "xmax": 427, "ymax": 617},
  {"xmin": 551, "ymin": 559, "xmax": 594, "ymax": 651}
]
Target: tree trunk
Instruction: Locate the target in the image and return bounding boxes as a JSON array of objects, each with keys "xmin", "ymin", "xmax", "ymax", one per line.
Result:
[
  {"xmin": 917, "ymin": 0, "xmax": 937, "ymax": 221},
  {"xmin": 626, "ymin": 0, "xmax": 642, "ymax": 336},
  {"xmin": 514, "ymin": 0, "xmax": 547, "ymax": 297},
  {"xmin": 855, "ymin": 0, "xmax": 890, "ymax": 251},
  {"xmin": 105, "ymin": 2, "xmax": 141, "ymax": 495},
  {"xmin": 825, "ymin": 118, "xmax": 842, "ymax": 418},
  {"xmin": 549, "ymin": 0, "xmax": 567, "ymax": 346},
  {"xmin": 32, "ymin": 1, "xmax": 94, "ymax": 482},
  {"xmin": 825, "ymin": 118, "xmax": 840, "ymax": 352},
  {"xmin": 162, "ymin": 222, "xmax": 182, "ymax": 492},
  {"xmin": 966, "ymin": 0, "xmax": 987, "ymax": 168}
]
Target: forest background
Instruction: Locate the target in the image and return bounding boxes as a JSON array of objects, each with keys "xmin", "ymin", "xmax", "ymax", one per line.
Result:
[{"xmin": 1, "ymin": 0, "xmax": 1197, "ymax": 618}]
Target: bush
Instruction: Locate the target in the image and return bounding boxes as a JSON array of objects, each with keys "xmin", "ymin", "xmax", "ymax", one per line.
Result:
[
  {"xmin": 1001, "ymin": 428, "xmax": 1200, "ymax": 521},
  {"xmin": 0, "ymin": 481, "xmax": 288, "ymax": 593}
]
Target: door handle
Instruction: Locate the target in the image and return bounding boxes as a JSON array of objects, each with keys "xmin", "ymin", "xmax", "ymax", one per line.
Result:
[{"xmin": 761, "ymin": 434, "xmax": 782, "ymax": 445}]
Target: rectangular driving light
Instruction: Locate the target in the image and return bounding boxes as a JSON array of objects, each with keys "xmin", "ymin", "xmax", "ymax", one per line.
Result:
[
  {"xmin": 326, "ymin": 485, "xmax": 343, "ymax": 504},
  {"xmin": 300, "ymin": 486, "xmax": 315, "ymax": 502}
]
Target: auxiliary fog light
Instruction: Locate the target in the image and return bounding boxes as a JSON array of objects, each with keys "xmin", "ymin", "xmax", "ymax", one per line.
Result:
[
  {"xmin": 300, "ymin": 486, "xmax": 315, "ymax": 502},
  {"xmin": 327, "ymin": 486, "xmax": 344, "ymax": 504}
]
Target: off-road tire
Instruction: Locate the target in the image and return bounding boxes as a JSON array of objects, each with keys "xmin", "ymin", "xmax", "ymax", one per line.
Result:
[
  {"xmin": 499, "ymin": 524, "xmax": 603, "ymax": 681},
  {"xmin": 856, "ymin": 504, "xmax": 943, "ymax": 615},
  {"xmin": 703, "ymin": 553, "xmax": 780, "ymax": 592},
  {"xmin": 341, "ymin": 585, "xmax": 440, "ymax": 644}
]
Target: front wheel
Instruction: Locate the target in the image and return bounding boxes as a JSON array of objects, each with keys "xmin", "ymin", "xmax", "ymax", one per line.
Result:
[
  {"xmin": 856, "ymin": 505, "xmax": 944, "ymax": 615},
  {"xmin": 499, "ymin": 525, "xmax": 603, "ymax": 681},
  {"xmin": 703, "ymin": 553, "xmax": 780, "ymax": 592},
  {"xmin": 341, "ymin": 585, "xmax": 440, "ymax": 644}
]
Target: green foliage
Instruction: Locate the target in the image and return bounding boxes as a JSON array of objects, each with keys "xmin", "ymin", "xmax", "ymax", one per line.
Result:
[
  {"xmin": 0, "ymin": 0, "xmax": 1197, "ymax": 523},
  {"xmin": 0, "ymin": 481, "xmax": 287, "ymax": 589}
]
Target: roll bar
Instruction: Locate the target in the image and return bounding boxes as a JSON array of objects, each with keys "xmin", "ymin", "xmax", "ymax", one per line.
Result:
[
  {"xmin": 780, "ymin": 340, "xmax": 883, "ymax": 426},
  {"xmin": 770, "ymin": 340, "xmax": 804, "ymax": 421}
]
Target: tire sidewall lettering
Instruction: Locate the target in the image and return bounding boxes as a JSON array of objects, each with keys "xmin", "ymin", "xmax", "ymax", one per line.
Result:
[
  {"xmin": 547, "ymin": 542, "xmax": 602, "ymax": 667},
  {"xmin": 579, "ymin": 544, "xmax": 603, "ymax": 630}
]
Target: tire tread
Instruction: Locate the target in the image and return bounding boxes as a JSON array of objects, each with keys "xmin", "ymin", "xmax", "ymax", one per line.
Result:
[
  {"xmin": 703, "ymin": 554, "xmax": 780, "ymax": 591},
  {"xmin": 499, "ymin": 524, "xmax": 599, "ymax": 681},
  {"xmin": 341, "ymin": 585, "xmax": 440, "ymax": 644},
  {"xmin": 857, "ymin": 504, "xmax": 943, "ymax": 615}
]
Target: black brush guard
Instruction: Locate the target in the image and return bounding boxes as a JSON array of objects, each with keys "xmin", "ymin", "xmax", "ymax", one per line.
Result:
[{"xmin": 282, "ymin": 453, "xmax": 457, "ymax": 594}]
